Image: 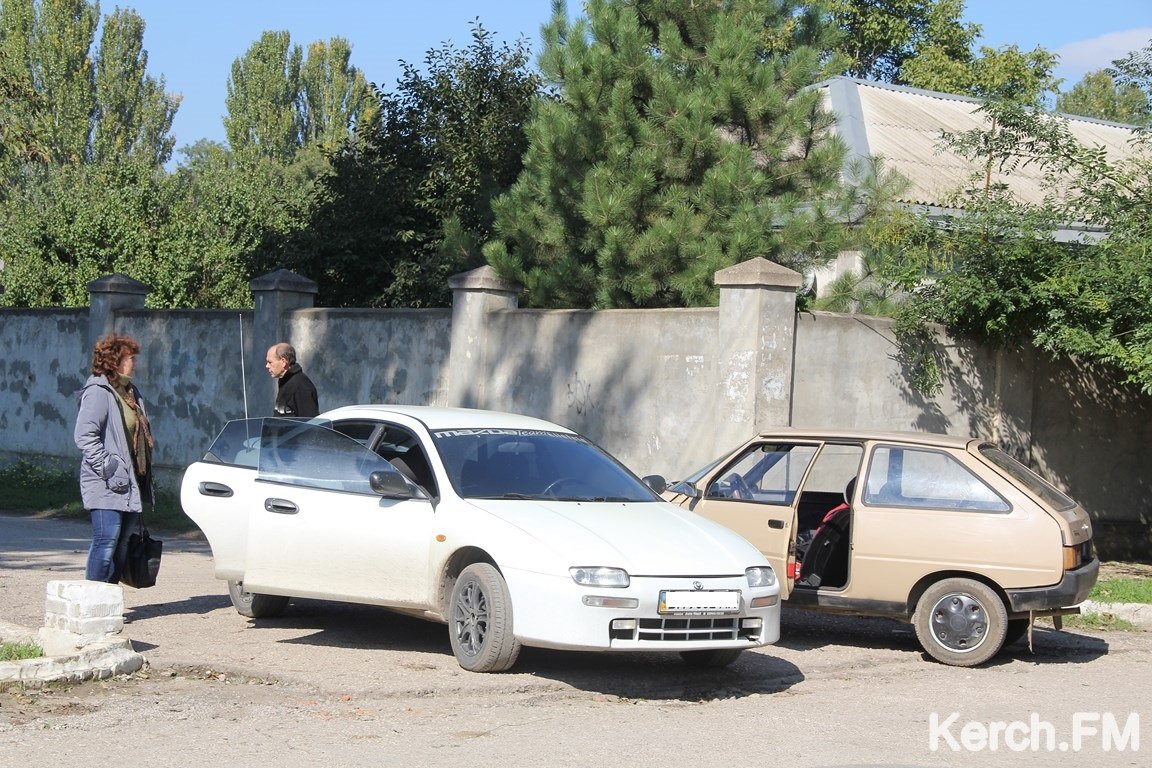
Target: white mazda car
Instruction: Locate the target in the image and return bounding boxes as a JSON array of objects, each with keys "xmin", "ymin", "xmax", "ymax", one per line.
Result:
[{"xmin": 180, "ymin": 405, "xmax": 781, "ymax": 672}]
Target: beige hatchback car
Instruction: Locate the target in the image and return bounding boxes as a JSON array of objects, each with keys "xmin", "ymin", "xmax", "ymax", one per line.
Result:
[{"xmin": 651, "ymin": 429, "xmax": 1099, "ymax": 667}]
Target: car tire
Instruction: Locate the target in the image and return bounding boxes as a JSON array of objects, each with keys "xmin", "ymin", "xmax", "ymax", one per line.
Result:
[
  {"xmin": 913, "ymin": 578, "xmax": 1008, "ymax": 667},
  {"xmin": 227, "ymin": 579, "xmax": 289, "ymax": 619},
  {"xmin": 679, "ymin": 649, "xmax": 743, "ymax": 668},
  {"xmin": 449, "ymin": 563, "xmax": 521, "ymax": 673}
]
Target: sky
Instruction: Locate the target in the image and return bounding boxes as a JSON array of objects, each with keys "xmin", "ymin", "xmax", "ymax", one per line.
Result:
[{"xmin": 120, "ymin": 0, "xmax": 1152, "ymax": 160}]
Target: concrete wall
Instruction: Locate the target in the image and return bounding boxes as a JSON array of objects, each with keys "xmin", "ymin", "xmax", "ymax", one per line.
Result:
[
  {"xmin": 480, "ymin": 306, "xmax": 722, "ymax": 477},
  {"xmin": 2, "ymin": 262, "xmax": 1148, "ymax": 551},
  {"xmin": 0, "ymin": 309, "xmax": 89, "ymax": 459},
  {"xmin": 283, "ymin": 308, "xmax": 452, "ymax": 412}
]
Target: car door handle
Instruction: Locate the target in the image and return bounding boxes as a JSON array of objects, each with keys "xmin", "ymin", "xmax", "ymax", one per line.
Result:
[
  {"xmin": 198, "ymin": 481, "xmax": 234, "ymax": 498},
  {"xmin": 768, "ymin": 519, "xmax": 786, "ymax": 529},
  {"xmin": 264, "ymin": 498, "xmax": 299, "ymax": 515}
]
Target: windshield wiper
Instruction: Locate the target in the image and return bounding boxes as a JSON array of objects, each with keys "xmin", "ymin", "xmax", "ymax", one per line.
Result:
[{"xmin": 468, "ymin": 493, "xmax": 541, "ymax": 500}]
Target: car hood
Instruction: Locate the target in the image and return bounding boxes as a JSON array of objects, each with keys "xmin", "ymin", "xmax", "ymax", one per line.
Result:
[{"xmin": 464, "ymin": 498, "xmax": 764, "ymax": 575}]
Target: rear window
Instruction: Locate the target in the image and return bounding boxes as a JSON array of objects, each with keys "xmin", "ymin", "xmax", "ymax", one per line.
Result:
[{"xmin": 978, "ymin": 445, "xmax": 1076, "ymax": 511}]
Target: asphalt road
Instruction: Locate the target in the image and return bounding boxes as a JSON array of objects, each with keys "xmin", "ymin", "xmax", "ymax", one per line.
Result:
[{"xmin": 1, "ymin": 512, "xmax": 1148, "ymax": 768}]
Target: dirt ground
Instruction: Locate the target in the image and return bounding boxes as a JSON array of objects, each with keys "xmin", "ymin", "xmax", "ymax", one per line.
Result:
[{"xmin": 1099, "ymin": 560, "xmax": 1152, "ymax": 579}]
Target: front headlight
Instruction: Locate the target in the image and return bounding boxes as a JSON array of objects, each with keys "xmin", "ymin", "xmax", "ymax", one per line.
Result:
[
  {"xmin": 570, "ymin": 566, "xmax": 630, "ymax": 587},
  {"xmin": 746, "ymin": 566, "xmax": 776, "ymax": 588}
]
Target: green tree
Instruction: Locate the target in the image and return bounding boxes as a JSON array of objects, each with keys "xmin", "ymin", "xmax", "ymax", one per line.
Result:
[
  {"xmin": 828, "ymin": 0, "xmax": 976, "ymax": 83},
  {"xmin": 225, "ymin": 30, "xmax": 302, "ymax": 161},
  {"xmin": 0, "ymin": 0, "xmax": 186, "ymax": 308},
  {"xmin": 299, "ymin": 36, "xmax": 379, "ymax": 152},
  {"xmin": 92, "ymin": 8, "xmax": 179, "ymax": 166},
  {"xmin": 225, "ymin": 30, "xmax": 377, "ymax": 161},
  {"xmin": 1106, "ymin": 40, "xmax": 1152, "ymax": 118},
  {"xmin": 485, "ymin": 0, "xmax": 848, "ymax": 309},
  {"xmin": 1056, "ymin": 70, "xmax": 1149, "ymax": 124},
  {"xmin": 0, "ymin": 159, "xmax": 170, "ymax": 306},
  {"xmin": 279, "ymin": 22, "xmax": 542, "ymax": 308},
  {"xmin": 900, "ymin": 42, "xmax": 1059, "ymax": 103},
  {"xmin": 823, "ymin": 0, "xmax": 1057, "ymax": 103},
  {"xmin": 0, "ymin": 0, "xmax": 177, "ymax": 166}
]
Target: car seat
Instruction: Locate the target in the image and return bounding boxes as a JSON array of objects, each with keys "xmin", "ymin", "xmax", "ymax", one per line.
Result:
[{"xmin": 797, "ymin": 477, "xmax": 854, "ymax": 588}]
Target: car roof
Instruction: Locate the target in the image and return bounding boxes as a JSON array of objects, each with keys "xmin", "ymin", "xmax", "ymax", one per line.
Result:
[
  {"xmin": 320, "ymin": 404, "xmax": 577, "ymax": 434},
  {"xmin": 754, "ymin": 426, "xmax": 981, "ymax": 450}
]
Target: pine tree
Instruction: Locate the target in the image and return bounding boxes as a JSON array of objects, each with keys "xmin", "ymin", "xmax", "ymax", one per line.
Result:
[{"xmin": 484, "ymin": 0, "xmax": 848, "ymax": 308}]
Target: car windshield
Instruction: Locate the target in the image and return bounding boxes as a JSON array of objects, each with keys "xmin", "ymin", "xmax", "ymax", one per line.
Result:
[{"xmin": 431, "ymin": 428, "xmax": 658, "ymax": 502}]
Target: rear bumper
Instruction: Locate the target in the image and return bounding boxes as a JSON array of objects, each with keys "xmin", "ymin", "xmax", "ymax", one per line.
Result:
[{"xmin": 1004, "ymin": 558, "xmax": 1100, "ymax": 613}]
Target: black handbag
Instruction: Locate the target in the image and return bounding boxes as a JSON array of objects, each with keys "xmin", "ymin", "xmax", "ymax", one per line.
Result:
[{"xmin": 121, "ymin": 518, "xmax": 163, "ymax": 589}]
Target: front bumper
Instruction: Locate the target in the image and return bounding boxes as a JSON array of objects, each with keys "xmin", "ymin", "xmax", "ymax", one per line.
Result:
[
  {"xmin": 504, "ymin": 569, "xmax": 782, "ymax": 652},
  {"xmin": 1005, "ymin": 557, "xmax": 1100, "ymax": 613}
]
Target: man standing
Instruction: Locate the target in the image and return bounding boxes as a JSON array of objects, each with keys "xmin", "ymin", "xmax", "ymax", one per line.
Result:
[{"xmin": 265, "ymin": 342, "xmax": 319, "ymax": 417}]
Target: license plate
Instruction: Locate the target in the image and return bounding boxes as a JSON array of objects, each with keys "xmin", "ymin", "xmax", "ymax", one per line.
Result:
[{"xmin": 658, "ymin": 589, "xmax": 740, "ymax": 615}]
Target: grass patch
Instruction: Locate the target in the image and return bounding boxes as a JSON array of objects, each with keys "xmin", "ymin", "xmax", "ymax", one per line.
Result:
[
  {"xmin": 1089, "ymin": 577, "xmax": 1152, "ymax": 604},
  {"xmin": 0, "ymin": 641, "xmax": 44, "ymax": 661},
  {"xmin": 0, "ymin": 459, "xmax": 197, "ymax": 534},
  {"xmin": 1059, "ymin": 613, "xmax": 1138, "ymax": 632},
  {"xmin": 0, "ymin": 459, "xmax": 84, "ymax": 515}
]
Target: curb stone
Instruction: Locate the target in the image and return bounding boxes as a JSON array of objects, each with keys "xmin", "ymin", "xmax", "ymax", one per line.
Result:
[{"xmin": 0, "ymin": 619, "xmax": 146, "ymax": 686}]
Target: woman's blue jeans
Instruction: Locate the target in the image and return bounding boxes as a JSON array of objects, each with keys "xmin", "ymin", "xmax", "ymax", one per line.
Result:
[{"xmin": 86, "ymin": 508, "xmax": 141, "ymax": 583}]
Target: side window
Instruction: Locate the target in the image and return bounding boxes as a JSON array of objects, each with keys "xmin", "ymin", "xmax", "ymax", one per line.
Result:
[
  {"xmin": 864, "ymin": 445, "xmax": 1010, "ymax": 512},
  {"xmin": 331, "ymin": 420, "xmax": 381, "ymax": 448},
  {"xmin": 372, "ymin": 424, "xmax": 439, "ymax": 497},
  {"xmin": 258, "ymin": 419, "xmax": 398, "ymax": 495},
  {"xmin": 204, "ymin": 419, "xmax": 263, "ymax": 467},
  {"xmin": 706, "ymin": 443, "xmax": 818, "ymax": 505}
]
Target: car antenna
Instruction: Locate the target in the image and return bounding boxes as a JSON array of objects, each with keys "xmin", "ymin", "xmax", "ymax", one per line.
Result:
[{"xmin": 239, "ymin": 313, "xmax": 249, "ymax": 419}]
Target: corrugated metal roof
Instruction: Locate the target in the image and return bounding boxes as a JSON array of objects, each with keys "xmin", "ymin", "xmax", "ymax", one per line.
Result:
[{"xmin": 818, "ymin": 78, "xmax": 1141, "ymax": 210}]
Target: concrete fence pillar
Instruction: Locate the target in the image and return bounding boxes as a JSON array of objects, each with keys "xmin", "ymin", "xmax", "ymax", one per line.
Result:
[
  {"xmin": 86, "ymin": 273, "xmax": 150, "ymax": 355},
  {"xmin": 714, "ymin": 257, "xmax": 802, "ymax": 455},
  {"xmin": 447, "ymin": 266, "xmax": 521, "ymax": 407},
  {"xmin": 249, "ymin": 269, "xmax": 318, "ymax": 415}
]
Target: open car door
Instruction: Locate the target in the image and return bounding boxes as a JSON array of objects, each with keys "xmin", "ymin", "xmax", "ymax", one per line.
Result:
[{"xmin": 675, "ymin": 442, "xmax": 820, "ymax": 599}]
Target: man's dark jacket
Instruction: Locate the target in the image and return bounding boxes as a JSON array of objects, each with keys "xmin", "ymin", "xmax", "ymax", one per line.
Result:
[{"xmin": 275, "ymin": 364, "xmax": 319, "ymax": 417}]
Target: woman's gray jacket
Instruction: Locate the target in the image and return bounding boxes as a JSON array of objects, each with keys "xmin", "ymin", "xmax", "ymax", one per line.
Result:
[{"xmin": 74, "ymin": 375, "xmax": 147, "ymax": 512}]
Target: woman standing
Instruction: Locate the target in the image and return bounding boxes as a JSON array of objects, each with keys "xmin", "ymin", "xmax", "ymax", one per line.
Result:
[{"xmin": 74, "ymin": 334, "xmax": 155, "ymax": 583}]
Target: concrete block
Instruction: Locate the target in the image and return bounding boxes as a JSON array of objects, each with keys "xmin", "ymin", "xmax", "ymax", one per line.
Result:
[{"xmin": 42, "ymin": 580, "xmax": 125, "ymax": 643}]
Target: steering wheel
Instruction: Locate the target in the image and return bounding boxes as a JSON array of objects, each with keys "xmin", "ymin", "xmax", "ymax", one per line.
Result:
[
  {"xmin": 726, "ymin": 473, "xmax": 754, "ymax": 500},
  {"xmin": 541, "ymin": 477, "xmax": 580, "ymax": 497}
]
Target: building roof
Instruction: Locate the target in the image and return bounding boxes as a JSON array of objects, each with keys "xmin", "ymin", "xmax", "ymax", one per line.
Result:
[{"xmin": 815, "ymin": 77, "xmax": 1143, "ymax": 238}]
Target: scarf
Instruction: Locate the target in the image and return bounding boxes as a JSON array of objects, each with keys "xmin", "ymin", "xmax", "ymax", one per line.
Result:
[{"xmin": 112, "ymin": 376, "xmax": 154, "ymax": 479}]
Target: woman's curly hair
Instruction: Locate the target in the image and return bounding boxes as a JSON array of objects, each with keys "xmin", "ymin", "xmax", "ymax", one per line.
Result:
[{"xmin": 91, "ymin": 334, "xmax": 140, "ymax": 378}]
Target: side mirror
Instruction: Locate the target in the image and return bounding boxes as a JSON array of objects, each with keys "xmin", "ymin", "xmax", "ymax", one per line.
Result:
[
  {"xmin": 642, "ymin": 474, "xmax": 668, "ymax": 494},
  {"xmin": 667, "ymin": 479, "xmax": 700, "ymax": 499},
  {"xmin": 370, "ymin": 470, "xmax": 415, "ymax": 499}
]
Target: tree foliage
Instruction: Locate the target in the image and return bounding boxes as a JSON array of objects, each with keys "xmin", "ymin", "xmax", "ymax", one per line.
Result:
[
  {"xmin": 1057, "ymin": 69, "xmax": 1150, "ymax": 125},
  {"xmin": 224, "ymin": 30, "xmax": 378, "ymax": 162},
  {"xmin": 825, "ymin": 0, "xmax": 1058, "ymax": 104},
  {"xmin": 277, "ymin": 22, "xmax": 542, "ymax": 308},
  {"xmin": 0, "ymin": 0, "xmax": 187, "ymax": 307},
  {"xmin": 0, "ymin": 0, "xmax": 178, "ymax": 167},
  {"xmin": 485, "ymin": 0, "xmax": 849, "ymax": 309},
  {"xmin": 900, "ymin": 41, "xmax": 1058, "ymax": 103},
  {"xmin": 878, "ymin": 99, "xmax": 1152, "ymax": 394},
  {"xmin": 828, "ymin": 0, "xmax": 975, "ymax": 83}
]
